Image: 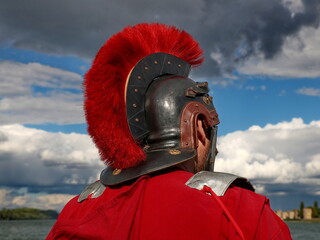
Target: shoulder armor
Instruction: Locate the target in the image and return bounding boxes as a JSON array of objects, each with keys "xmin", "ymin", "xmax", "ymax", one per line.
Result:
[
  {"xmin": 78, "ymin": 181, "xmax": 106, "ymax": 203},
  {"xmin": 185, "ymin": 171, "xmax": 254, "ymax": 196}
]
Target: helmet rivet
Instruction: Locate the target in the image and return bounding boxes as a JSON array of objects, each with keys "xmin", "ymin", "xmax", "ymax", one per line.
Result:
[
  {"xmin": 167, "ymin": 61, "xmax": 171, "ymax": 65},
  {"xmin": 134, "ymin": 89, "xmax": 139, "ymax": 93},
  {"xmin": 137, "ymin": 76, "xmax": 142, "ymax": 80},
  {"xmin": 203, "ymin": 96, "xmax": 211, "ymax": 105},
  {"xmin": 144, "ymin": 66, "xmax": 148, "ymax": 70},
  {"xmin": 135, "ymin": 118, "xmax": 140, "ymax": 122},
  {"xmin": 112, "ymin": 168, "xmax": 122, "ymax": 175},
  {"xmin": 184, "ymin": 119, "xmax": 187, "ymax": 123},
  {"xmin": 195, "ymin": 104, "xmax": 199, "ymax": 107},
  {"xmin": 154, "ymin": 60, "xmax": 158, "ymax": 64},
  {"xmin": 178, "ymin": 64, "xmax": 182, "ymax": 68},
  {"xmin": 169, "ymin": 149, "xmax": 181, "ymax": 155},
  {"xmin": 132, "ymin": 104, "xmax": 137, "ymax": 108},
  {"xmin": 185, "ymin": 142, "xmax": 189, "ymax": 145}
]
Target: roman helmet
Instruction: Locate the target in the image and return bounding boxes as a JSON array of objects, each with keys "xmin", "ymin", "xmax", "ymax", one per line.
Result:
[{"xmin": 84, "ymin": 23, "xmax": 219, "ymax": 186}]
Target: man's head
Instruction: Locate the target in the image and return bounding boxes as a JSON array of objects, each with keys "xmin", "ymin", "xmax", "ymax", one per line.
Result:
[
  {"xmin": 84, "ymin": 23, "xmax": 219, "ymax": 185},
  {"xmin": 142, "ymin": 73, "xmax": 218, "ymax": 173}
]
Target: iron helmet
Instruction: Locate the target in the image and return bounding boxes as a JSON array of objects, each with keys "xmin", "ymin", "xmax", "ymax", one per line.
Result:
[{"xmin": 84, "ymin": 23, "xmax": 219, "ymax": 186}]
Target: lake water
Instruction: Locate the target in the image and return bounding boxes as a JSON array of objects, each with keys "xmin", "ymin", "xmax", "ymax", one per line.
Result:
[
  {"xmin": 0, "ymin": 219, "xmax": 319, "ymax": 239},
  {"xmin": 286, "ymin": 222, "xmax": 320, "ymax": 240},
  {"xmin": 0, "ymin": 219, "xmax": 55, "ymax": 240}
]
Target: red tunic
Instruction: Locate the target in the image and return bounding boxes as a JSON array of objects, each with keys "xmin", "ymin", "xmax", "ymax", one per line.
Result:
[{"xmin": 46, "ymin": 170, "xmax": 291, "ymax": 240}]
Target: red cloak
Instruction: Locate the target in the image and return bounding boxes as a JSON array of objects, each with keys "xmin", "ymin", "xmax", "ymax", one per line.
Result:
[{"xmin": 47, "ymin": 170, "xmax": 291, "ymax": 240}]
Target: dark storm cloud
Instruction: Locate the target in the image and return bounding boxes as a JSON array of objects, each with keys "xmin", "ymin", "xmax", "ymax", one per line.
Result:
[
  {"xmin": 25, "ymin": 184, "xmax": 86, "ymax": 195},
  {"xmin": 257, "ymin": 182, "xmax": 320, "ymax": 210},
  {"xmin": 0, "ymin": 0, "xmax": 203, "ymax": 58},
  {"xmin": 254, "ymin": 182, "xmax": 319, "ymax": 196},
  {"xmin": 195, "ymin": 0, "xmax": 320, "ymax": 76},
  {"xmin": 0, "ymin": 0, "xmax": 319, "ymax": 77}
]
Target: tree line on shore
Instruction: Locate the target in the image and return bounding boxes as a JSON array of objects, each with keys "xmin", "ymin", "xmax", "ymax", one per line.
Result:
[
  {"xmin": 1, "ymin": 201, "xmax": 319, "ymax": 220},
  {"xmin": 0, "ymin": 208, "xmax": 59, "ymax": 220}
]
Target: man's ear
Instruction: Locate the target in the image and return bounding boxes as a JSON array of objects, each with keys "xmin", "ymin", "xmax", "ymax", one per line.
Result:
[{"xmin": 197, "ymin": 118, "xmax": 207, "ymax": 146}]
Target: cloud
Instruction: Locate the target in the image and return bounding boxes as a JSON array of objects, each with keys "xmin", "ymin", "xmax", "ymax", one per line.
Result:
[
  {"xmin": 0, "ymin": 61, "xmax": 82, "ymax": 97},
  {"xmin": 194, "ymin": 0, "xmax": 320, "ymax": 77},
  {"xmin": 296, "ymin": 87, "xmax": 320, "ymax": 96},
  {"xmin": 239, "ymin": 27, "xmax": 320, "ymax": 78},
  {"xmin": 215, "ymin": 118, "xmax": 320, "ymax": 195},
  {"xmin": 0, "ymin": 0, "xmax": 204, "ymax": 58},
  {"xmin": 282, "ymin": 0, "xmax": 305, "ymax": 14},
  {"xmin": 244, "ymin": 85, "xmax": 267, "ymax": 91},
  {"xmin": 1, "ymin": 119, "xmax": 319, "ymax": 211},
  {"xmin": 0, "ymin": 94, "xmax": 84, "ymax": 124},
  {"xmin": 0, "ymin": 61, "xmax": 85, "ymax": 124},
  {"xmin": 0, "ymin": 124, "xmax": 102, "ymax": 190},
  {"xmin": 0, "ymin": 188, "xmax": 75, "ymax": 212},
  {"xmin": 0, "ymin": 0, "xmax": 319, "ymax": 77}
]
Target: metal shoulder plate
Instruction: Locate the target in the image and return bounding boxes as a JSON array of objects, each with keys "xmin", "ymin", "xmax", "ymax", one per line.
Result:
[
  {"xmin": 185, "ymin": 171, "xmax": 254, "ymax": 196},
  {"xmin": 78, "ymin": 181, "xmax": 106, "ymax": 203}
]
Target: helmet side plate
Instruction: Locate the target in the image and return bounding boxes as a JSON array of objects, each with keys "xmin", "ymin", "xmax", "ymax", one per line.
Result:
[{"xmin": 126, "ymin": 53, "xmax": 191, "ymax": 144}]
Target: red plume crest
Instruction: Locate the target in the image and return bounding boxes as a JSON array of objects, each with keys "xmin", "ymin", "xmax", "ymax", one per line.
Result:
[{"xmin": 84, "ymin": 23, "xmax": 204, "ymax": 169}]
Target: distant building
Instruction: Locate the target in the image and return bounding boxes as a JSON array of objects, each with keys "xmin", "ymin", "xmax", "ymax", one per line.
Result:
[
  {"xmin": 276, "ymin": 210, "xmax": 282, "ymax": 219},
  {"xmin": 288, "ymin": 210, "xmax": 299, "ymax": 219},
  {"xmin": 275, "ymin": 209, "xmax": 299, "ymax": 220},
  {"xmin": 303, "ymin": 208, "xmax": 312, "ymax": 220},
  {"xmin": 276, "ymin": 207, "xmax": 317, "ymax": 220},
  {"xmin": 282, "ymin": 211, "xmax": 289, "ymax": 219}
]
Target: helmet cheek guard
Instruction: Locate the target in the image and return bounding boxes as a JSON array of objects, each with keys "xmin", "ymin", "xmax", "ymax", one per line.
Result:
[
  {"xmin": 101, "ymin": 53, "xmax": 219, "ymax": 186},
  {"xmin": 180, "ymin": 101, "xmax": 219, "ymax": 172}
]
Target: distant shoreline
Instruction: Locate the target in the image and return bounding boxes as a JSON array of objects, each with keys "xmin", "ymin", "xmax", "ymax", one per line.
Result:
[
  {"xmin": 285, "ymin": 219, "xmax": 320, "ymax": 223},
  {"xmin": 0, "ymin": 208, "xmax": 58, "ymax": 220}
]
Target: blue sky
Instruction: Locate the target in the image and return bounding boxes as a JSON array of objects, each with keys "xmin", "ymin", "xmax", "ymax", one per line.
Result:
[
  {"xmin": 0, "ymin": 0, "xmax": 319, "ymax": 212},
  {"xmin": 2, "ymin": 47, "xmax": 319, "ymax": 136}
]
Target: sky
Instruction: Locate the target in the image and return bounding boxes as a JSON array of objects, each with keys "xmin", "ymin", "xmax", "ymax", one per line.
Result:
[{"xmin": 0, "ymin": 0, "xmax": 319, "ymax": 212}]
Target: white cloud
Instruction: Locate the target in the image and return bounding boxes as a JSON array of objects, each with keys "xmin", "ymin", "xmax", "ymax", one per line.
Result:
[
  {"xmin": 305, "ymin": 154, "xmax": 320, "ymax": 177},
  {"xmin": 239, "ymin": 27, "xmax": 320, "ymax": 78},
  {"xmin": 0, "ymin": 124, "xmax": 102, "ymax": 187},
  {"xmin": 0, "ymin": 188, "xmax": 75, "ymax": 212},
  {"xmin": 1, "ymin": 119, "xmax": 320, "ymax": 211},
  {"xmin": 0, "ymin": 93, "xmax": 84, "ymax": 124},
  {"xmin": 215, "ymin": 118, "xmax": 320, "ymax": 194},
  {"xmin": 244, "ymin": 85, "xmax": 267, "ymax": 91},
  {"xmin": 0, "ymin": 61, "xmax": 85, "ymax": 124},
  {"xmin": 296, "ymin": 87, "xmax": 320, "ymax": 97},
  {"xmin": 0, "ymin": 61, "xmax": 82, "ymax": 96},
  {"xmin": 0, "ymin": 124, "xmax": 104, "ymax": 212}
]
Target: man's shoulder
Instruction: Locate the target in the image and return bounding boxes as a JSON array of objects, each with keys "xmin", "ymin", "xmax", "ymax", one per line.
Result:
[
  {"xmin": 147, "ymin": 170, "xmax": 269, "ymax": 222},
  {"xmin": 185, "ymin": 171, "xmax": 255, "ymax": 196},
  {"xmin": 74, "ymin": 170, "xmax": 258, "ymax": 203},
  {"xmin": 148, "ymin": 170, "xmax": 255, "ymax": 197},
  {"xmin": 141, "ymin": 170, "xmax": 272, "ymax": 240}
]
